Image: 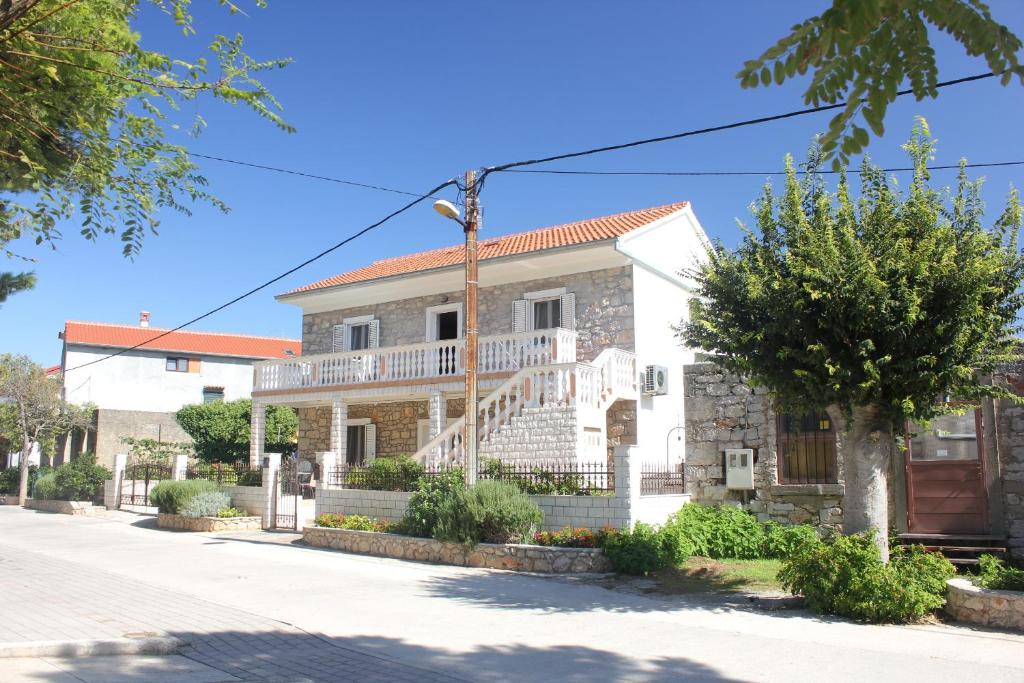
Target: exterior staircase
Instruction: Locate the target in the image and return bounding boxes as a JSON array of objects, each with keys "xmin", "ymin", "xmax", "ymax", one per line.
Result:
[
  {"xmin": 412, "ymin": 348, "xmax": 638, "ymax": 466},
  {"xmin": 897, "ymin": 533, "xmax": 1009, "ymax": 567}
]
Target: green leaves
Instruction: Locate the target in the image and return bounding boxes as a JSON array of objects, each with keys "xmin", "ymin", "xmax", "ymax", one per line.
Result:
[
  {"xmin": 681, "ymin": 121, "xmax": 1024, "ymax": 427},
  {"xmin": 737, "ymin": 0, "xmax": 1024, "ymax": 167}
]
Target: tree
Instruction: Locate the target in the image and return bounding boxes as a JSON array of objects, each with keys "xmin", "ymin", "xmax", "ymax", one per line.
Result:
[
  {"xmin": 176, "ymin": 398, "xmax": 296, "ymax": 462},
  {"xmin": 0, "ymin": 353, "xmax": 93, "ymax": 504},
  {"xmin": 0, "ymin": 0, "xmax": 291, "ymax": 300},
  {"xmin": 119, "ymin": 435, "xmax": 191, "ymax": 464},
  {"xmin": 681, "ymin": 121, "xmax": 1024, "ymax": 560},
  {"xmin": 739, "ymin": 0, "xmax": 1024, "ymax": 169}
]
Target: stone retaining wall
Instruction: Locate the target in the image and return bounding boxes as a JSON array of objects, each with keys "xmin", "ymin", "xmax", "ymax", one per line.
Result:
[
  {"xmin": 0, "ymin": 494, "xmax": 20, "ymax": 505},
  {"xmin": 531, "ymin": 494, "xmax": 631, "ymax": 531},
  {"xmin": 316, "ymin": 487, "xmax": 412, "ymax": 522},
  {"xmin": 24, "ymin": 499, "xmax": 102, "ymax": 515},
  {"xmin": 944, "ymin": 579, "xmax": 1024, "ymax": 631},
  {"xmin": 222, "ymin": 485, "xmax": 264, "ymax": 516},
  {"xmin": 302, "ymin": 526, "xmax": 611, "ymax": 573},
  {"xmin": 156, "ymin": 513, "xmax": 263, "ymax": 532}
]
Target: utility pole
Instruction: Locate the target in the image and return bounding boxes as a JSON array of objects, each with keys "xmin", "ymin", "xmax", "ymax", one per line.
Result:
[{"xmin": 463, "ymin": 169, "xmax": 479, "ymax": 486}]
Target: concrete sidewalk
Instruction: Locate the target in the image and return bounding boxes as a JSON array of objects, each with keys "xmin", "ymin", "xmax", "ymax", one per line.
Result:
[{"xmin": 1, "ymin": 506, "xmax": 1022, "ymax": 682}]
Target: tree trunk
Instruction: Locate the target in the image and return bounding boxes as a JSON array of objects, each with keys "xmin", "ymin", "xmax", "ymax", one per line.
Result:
[
  {"xmin": 0, "ymin": 0, "xmax": 41, "ymax": 36},
  {"xmin": 827, "ymin": 404, "xmax": 893, "ymax": 562},
  {"xmin": 17, "ymin": 433, "xmax": 31, "ymax": 506}
]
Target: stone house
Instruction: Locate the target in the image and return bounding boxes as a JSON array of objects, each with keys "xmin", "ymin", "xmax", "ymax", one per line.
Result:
[{"xmin": 250, "ymin": 202, "xmax": 710, "ymax": 473}]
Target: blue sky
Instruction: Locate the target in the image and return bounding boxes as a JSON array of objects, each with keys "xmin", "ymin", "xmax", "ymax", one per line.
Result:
[{"xmin": 3, "ymin": 1, "xmax": 1023, "ymax": 365}]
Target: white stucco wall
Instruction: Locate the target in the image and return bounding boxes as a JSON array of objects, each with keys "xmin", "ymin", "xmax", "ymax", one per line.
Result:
[{"xmin": 63, "ymin": 346, "xmax": 258, "ymax": 412}]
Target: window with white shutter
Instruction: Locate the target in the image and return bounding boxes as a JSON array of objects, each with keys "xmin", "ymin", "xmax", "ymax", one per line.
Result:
[
  {"xmin": 558, "ymin": 292, "xmax": 576, "ymax": 330},
  {"xmin": 512, "ymin": 299, "xmax": 527, "ymax": 332},
  {"xmin": 335, "ymin": 316, "xmax": 379, "ymax": 351},
  {"xmin": 332, "ymin": 325, "xmax": 346, "ymax": 353},
  {"xmin": 364, "ymin": 423, "xmax": 377, "ymax": 462}
]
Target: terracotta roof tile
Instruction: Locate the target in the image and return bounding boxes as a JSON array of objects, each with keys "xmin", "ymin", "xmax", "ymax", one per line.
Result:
[
  {"xmin": 286, "ymin": 201, "xmax": 688, "ymax": 295},
  {"xmin": 63, "ymin": 321, "xmax": 301, "ymax": 359}
]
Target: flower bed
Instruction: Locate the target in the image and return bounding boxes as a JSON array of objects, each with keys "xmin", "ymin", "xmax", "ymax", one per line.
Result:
[
  {"xmin": 303, "ymin": 526, "xmax": 611, "ymax": 573},
  {"xmin": 24, "ymin": 499, "xmax": 102, "ymax": 515},
  {"xmin": 945, "ymin": 579, "xmax": 1024, "ymax": 631},
  {"xmin": 157, "ymin": 513, "xmax": 262, "ymax": 532}
]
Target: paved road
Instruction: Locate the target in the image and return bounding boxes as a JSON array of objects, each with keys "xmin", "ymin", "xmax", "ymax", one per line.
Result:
[{"xmin": 1, "ymin": 507, "xmax": 1022, "ymax": 682}]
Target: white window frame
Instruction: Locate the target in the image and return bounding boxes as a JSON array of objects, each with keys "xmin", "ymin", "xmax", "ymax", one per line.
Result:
[
  {"xmin": 345, "ymin": 417, "xmax": 375, "ymax": 465},
  {"xmin": 341, "ymin": 315, "xmax": 375, "ymax": 352},
  {"xmin": 423, "ymin": 303, "xmax": 464, "ymax": 342},
  {"xmin": 524, "ymin": 287, "xmax": 566, "ymax": 331}
]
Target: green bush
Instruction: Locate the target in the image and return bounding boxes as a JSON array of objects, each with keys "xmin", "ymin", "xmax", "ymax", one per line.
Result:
[
  {"xmin": 665, "ymin": 503, "xmax": 767, "ymax": 559},
  {"xmin": 478, "ymin": 458, "xmax": 589, "ymax": 495},
  {"xmin": 51, "ymin": 454, "xmax": 111, "ymax": 501},
  {"xmin": 315, "ymin": 513, "xmax": 392, "ymax": 532},
  {"xmin": 778, "ymin": 532, "xmax": 955, "ymax": 623},
  {"xmin": 532, "ymin": 526, "xmax": 618, "ymax": 548},
  {"xmin": 218, "ymin": 507, "xmax": 246, "ymax": 518},
  {"xmin": 1, "ymin": 465, "xmax": 47, "ymax": 495},
  {"xmin": 602, "ymin": 522, "xmax": 689, "ymax": 575},
  {"xmin": 762, "ymin": 521, "xmax": 822, "ymax": 559},
  {"xmin": 236, "ymin": 469, "xmax": 262, "ymax": 487},
  {"xmin": 433, "ymin": 480, "xmax": 542, "ymax": 545},
  {"xmin": 180, "ymin": 489, "xmax": 232, "ymax": 518},
  {"xmin": 149, "ymin": 479, "xmax": 218, "ymax": 514},
  {"xmin": 32, "ymin": 472, "xmax": 58, "ymax": 500},
  {"xmin": 365, "ymin": 456, "xmax": 425, "ymax": 491},
  {"xmin": 401, "ymin": 467, "xmax": 465, "ymax": 538},
  {"xmin": 977, "ymin": 554, "xmax": 1024, "ymax": 591}
]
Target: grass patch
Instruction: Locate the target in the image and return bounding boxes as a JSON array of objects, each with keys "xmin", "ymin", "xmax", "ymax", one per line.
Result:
[{"xmin": 650, "ymin": 557, "xmax": 784, "ymax": 594}]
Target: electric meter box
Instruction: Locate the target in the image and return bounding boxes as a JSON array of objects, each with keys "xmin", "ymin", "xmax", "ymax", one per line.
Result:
[{"xmin": 724, "ymin": 448, "xmax": 755, "ymax": 490}]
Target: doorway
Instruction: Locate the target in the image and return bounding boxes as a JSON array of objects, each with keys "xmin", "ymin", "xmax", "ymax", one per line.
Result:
[{"xmin": 426, "ymin": 303, "xmax": 462, "ymax": 376}]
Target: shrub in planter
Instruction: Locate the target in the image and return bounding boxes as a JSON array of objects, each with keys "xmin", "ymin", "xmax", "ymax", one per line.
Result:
[
  {"xmin": 149, "ymin": 479, "xmax": 218, "ymax": 514},
  {"xmin": 315, "ymin": 513, "xmax": 392, "ymax": 532},
  {"xmin": 218, "ymin": 507, "xmax": 247, "ymax": 518},
  {"xmin": 778, "ymin": 532, "xmax": 955, "ymax": 623},
  {"xmin": 32, "ymin": 472, "xmax": 58, "ymax": 500},
  {"xmin": 402, "ymin": 467, "xmax": 465, "ymax": 538},
  {"xmin": 533, "ymin": 526, "xmax": 618, "ymax": 549},
  {"xmin": 52, "ymin": 454, "xmax": 111, "ymax": 501},
  {"xmin": 433, "ymin": 480, "xmax": 542, "ymax": 545},
  {"xmin": 179, "ymin": 489, "xmax": 232, "ymax": 518},
  {"xmin": 977, "ymin": 554, "xmax": 1024, "ymax": 591}
]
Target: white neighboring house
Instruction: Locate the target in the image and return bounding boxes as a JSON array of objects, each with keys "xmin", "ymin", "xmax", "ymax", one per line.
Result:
[
  {"xmin": 59, "ymin": 315, "xmax": 301, "ymax": 468},
  {"xmin": 250, "ymin": 201, "xmax": 711, "ymax": 471}
]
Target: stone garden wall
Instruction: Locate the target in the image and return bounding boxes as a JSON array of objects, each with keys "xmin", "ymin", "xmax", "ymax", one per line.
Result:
[
  {"xmin": 302, "ymin": 526, "xmax": 611, "ymax": 573},
  {"xmin": 156, "ymin": 513, "xmax": 262, "ymax": 532},
  {"xmin": 992, "ymin": 362, "xmax": 1024, "ymax": 560},
  {"xmin": 222, "ymin": 485, "xmax": 264, "ymax": 516},
  {"xmin": 24, "ymin": 499, "xmax": 102, "ymax": 515},
  {"xmin": 945, "ymin": 579, "xmax": 1024, "ymax": 631},
  {"xmin": 683, "ymin": 362, "xmax": 844, "ymax": 529},
  {"xmin": 316, "ymin": 487, "xmax": 412, "ymax": 523}
]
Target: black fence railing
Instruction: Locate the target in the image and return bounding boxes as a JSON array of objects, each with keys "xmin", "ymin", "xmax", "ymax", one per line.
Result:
[
  {"xmin": 477, "ymin": 460, "xmax": 614, "ymax": 495},
  {"xmin": 326, "ymin": 464, "xmax": 453, "ymax": 492},
  {"xmin": 639, "ymin": 463, "xmax": 685, "ymax": 495},
  {"xmin": 184, "ymin": 461, "xmax": 263, "ymax": 486},
  {"xmin": 120, "ymin": 462, "xmax": 174, "ymax": 507}
]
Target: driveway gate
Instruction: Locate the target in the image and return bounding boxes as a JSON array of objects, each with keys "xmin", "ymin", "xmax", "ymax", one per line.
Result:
[
  {"xmin": 274, "ymin": 458, "xmax": 299, "ymax": 530},
  {"xmin": 120, "ymin": 462, "xmax": 173, "ymax": 508}
]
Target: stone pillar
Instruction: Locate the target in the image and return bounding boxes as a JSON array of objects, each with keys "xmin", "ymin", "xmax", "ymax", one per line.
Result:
[
  {"xmin": 250, "ymin": 400, "xmax": 266, "ymax": 467},
  {"xmin": 329, "ymin": 398, "xmax": 348, "ymax": 461},
  {"xmin": 428, "ymin": 392, "xmax": 445, "ymax": 439},
  {"xmin": 261, "ymin": 452, "xmax": 281, "ymax": 530},
  {"xmin": 614, "ymin": 445, "xmax": 642, "ymax": 530},
  {"xmin": 105, "ymin": 453, "xmax": 128, "ymax": 510},
  {"xmin": 315, "ymin": 451, "xmax": 336, "ymax": 520},
  {"xmin": 172, "ymin": 454, "xmax": 188, "ymax": 481}
]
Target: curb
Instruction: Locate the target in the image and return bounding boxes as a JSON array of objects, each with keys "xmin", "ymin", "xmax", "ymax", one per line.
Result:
[{"xmin": 0, "ymin": 635, "xmax": 182, "ymax": 658}]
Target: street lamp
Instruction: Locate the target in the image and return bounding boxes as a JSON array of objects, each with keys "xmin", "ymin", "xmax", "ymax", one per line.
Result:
[{"xmin": 433, "ymin": 173, "xmax": 480, "ymax": 486}]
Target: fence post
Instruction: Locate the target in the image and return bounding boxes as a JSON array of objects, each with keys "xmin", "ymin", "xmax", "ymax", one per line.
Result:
[
  {"xmin": 105, "ymin": 453, "xmax": 128, "ymax": 510},
  {"xmin": 315, "ymin": 451, "xmax": 336, "ymax": 520},
  {"xmin": 261, "ymin": 452, "xmax": 281, "ymax": 530},
  {"xmin": 614, "ymin": 445, "xmax": 642, "ymax": 530},
  {"xmin": 172, "ymin": 454, "xmax": 188, "ymax": 481}
]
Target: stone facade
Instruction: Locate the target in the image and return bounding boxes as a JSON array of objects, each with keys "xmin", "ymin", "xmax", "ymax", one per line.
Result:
[
  {"xmin": 684, "ymin": 363, "xmax": 845, "ymax": 529},
  {"xmin": 301, "ymin": 266, "xmax": 635, "ymax": 362},
  {"xmin": 156, "ymin": 513, "xmax": 262, "ymax": 532},
  {"xmin": 945, "ymin": 579, "xmax": 1024, "ymax": 631},
  {"xmin": 992, "ymin": 362, "xmax": 1024, "ymax": 560},
  {"xmin": 479, "ymin": 406, "xmax": 579, "ymax": 463},
  {"xmin": 302, "ymin": 526, "xmax": 612, "ymax": 573},
  {"xmin": 606, "ymin": 399, "xmax": 637, "ymax": 462},
  {"xmin": 93, "ymin": 408, "xmax": 193, "ymax": 470}
]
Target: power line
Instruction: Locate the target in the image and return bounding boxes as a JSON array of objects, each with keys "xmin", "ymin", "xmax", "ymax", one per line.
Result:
[
  {"xmin": 63, "ymin": 178, "xmax": 457, "ymax": 373},
  {"xmin": 189, "ymin": 153, "xmax": 443, "ymax": 200},
  {"xmin": 497, "ymin": 160, "xmax": 1024, "ymax": 178},
  {"xmin": 481, "ymin": 72, "xmax": 997, "ymax": 175}
]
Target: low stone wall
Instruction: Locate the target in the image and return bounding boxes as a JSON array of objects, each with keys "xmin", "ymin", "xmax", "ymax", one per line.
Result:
[
  {"xmin": 945, "ymin": 579, "xmax": 1024, "ymax": 631},
  {"xmin": 156, "ymin": 513, "xmax": 262, "ymax": 532},
  {"xmin": 24, "ymin": 499, "xmax": 102, "ymax": 515},
  {"xmin": 222, "ymin": 485, "xmax": 264, "ymax": 516},
  {"xmin": 303, "ymin": 526, "xmax": 611, "ymax": 573},
  {"xmin": 0, "ymin": 493, "xmax": 20, "ymax": 505},
  {"xmin": 531, "ymin": 494, "xmax": 631, "ymax": 531},
  {"xmin": 316, "ymin": 487, "xmax": 412, "ymax": 522}
]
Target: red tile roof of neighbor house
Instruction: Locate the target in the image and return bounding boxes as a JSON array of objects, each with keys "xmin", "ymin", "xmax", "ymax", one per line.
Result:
[
  {"xmin": 62, "ymin": 322, "xmax": 301, "ymax": 359},
  {"xmin": 286, "ymin": 201, "xmax": 689, "ymax": 295}
]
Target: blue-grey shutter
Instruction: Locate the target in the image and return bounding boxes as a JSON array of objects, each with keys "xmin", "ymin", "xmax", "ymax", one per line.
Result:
[
  {"xmin": 512, "ymin": 299, "xmax": 527, "ymax": 333},
  {"xmin": 332, "ymin": 324, "xmax": 347, "ymax": 352}
]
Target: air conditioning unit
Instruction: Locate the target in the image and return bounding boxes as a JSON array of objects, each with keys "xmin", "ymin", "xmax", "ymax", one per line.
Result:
[
  {"xmin": 725, "ymin": 448, "xmax": 755, "ymax": 490},
  {"xmin": 642, "ymin": 365, "xmax": 669, "ymax": 395}
]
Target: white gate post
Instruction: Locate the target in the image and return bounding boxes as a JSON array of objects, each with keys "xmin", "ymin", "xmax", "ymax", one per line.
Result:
[
  {"xmin": 261, "ymin": 452, "xmax": 281, "ymax": 530},
  {"xmin": 614, "ymin": 445, "xmax": 642, "ymax": 530},
  {"xmin": 250, "ymin": 400, "xmax": 266, "ymax": 467},
  {"xmin": 315, "ymin": 451, "xmax": 337, "ymax": 520},
  {"xmin": 329, "ymin": 398, "xmax": 348, "ymax": 462},
  {"xmin": 105, "ymin": 453, "xmax": 128, "ymax": 509},
  {"xmin": 172, "ymin": 454, "xmax": 188, "ymax": 481}
]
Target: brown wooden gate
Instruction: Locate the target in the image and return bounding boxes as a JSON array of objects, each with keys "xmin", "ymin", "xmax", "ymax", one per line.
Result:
[{"xmin": 905, "ymin": 409, "xmax": 989, "ymax": 535}]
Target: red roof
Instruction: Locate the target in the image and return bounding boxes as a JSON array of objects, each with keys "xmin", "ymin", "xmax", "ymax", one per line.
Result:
[
  {"xmin": 286, "ymin": 201, "xmax": 689, "ymax": 295},
  {"xmin": 63, "ymin": 322, "xmax": 301, "ymax": 359},
  {"xmin": 45, "ymin": 365, "xmax": 61, "ymax": 377}
]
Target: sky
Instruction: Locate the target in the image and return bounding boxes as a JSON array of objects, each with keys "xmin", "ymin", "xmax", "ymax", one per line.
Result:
[{"xmin": 3, "ymin": 1, "xmax": 1024, "ymax": 366}]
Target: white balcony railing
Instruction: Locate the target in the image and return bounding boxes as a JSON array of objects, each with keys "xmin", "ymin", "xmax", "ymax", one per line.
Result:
[{"xmin": 253, "ymin": 328, "xmax": 577, "ymax": 393}]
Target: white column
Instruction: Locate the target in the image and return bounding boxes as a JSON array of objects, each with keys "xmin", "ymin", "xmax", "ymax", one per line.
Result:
[
  {"xmin": 329, "ymin": 398, "xmax": 348, "ymax": 461},
  {"xmin": 428, "ymin": 391, "xmax": 445, "ymax": 439},
  {"xmin": 105, "ymin": 453, "xmax": 128, "ymax": 509},
  {"xmin": 261, "ymin": 452, "xmax": 281, "ymax": 530},
  {"xmin": 172, "ymin": 454, "xmax": 188, "ymax": 481},
  {"xmin": 250, "ymin": 400, "xmax": 266, "ymax": 467},
  {"xmin": 315, "ymin": 451, "xmax": 337, "ymax": 521},
  {"xmin": 614, "ymin": 445, "xmax": 642, "ymax": 530}
]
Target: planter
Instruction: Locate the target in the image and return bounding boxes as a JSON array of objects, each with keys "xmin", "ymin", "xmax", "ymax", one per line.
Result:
[
  {"xmin": 156, "ymin": 513, "xmax": 262, "ymax": 532},
  {"xmin": 302, "ymin": 526, "xmax": 612, "ymax": 573},
  {"xmin": 945, "ymin": 578, "xmax": 1024, "ymax": 632},
  {"xmin": 24, "ymin": 499, "xmax": 102, "ymax": 515}
]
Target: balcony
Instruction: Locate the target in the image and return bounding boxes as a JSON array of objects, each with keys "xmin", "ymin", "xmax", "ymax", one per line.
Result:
[{"xmin": 253, "ymin": 328, "xmax": 578, "ymax": 394}]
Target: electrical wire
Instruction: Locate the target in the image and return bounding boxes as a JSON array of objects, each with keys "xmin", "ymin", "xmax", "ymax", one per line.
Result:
[
  {"xmin": 63, "ymin": 178, "xmax": 458, "ymax": 373},
  {"xmin": 496, "ymin": 160, "xmax": 1024, "ymax": 178}
]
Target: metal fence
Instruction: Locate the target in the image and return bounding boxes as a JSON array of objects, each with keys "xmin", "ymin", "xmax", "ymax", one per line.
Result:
[
  {"xmin": 120, "ymin": 462, "xmax": 174, "ymax": 507},
  {"xmin": 184, "ymin": 461, "xmax": 263, "ymax": 486},
  {"xmin": 326, "ymin": 464, "xmax": 451, "ymax": 492},
  {"xmin": 639, "ymin": 463, "xmax": 685, "ymax": 495},
  {"xmin": 477, "ymin": 460, "xmax": 614, "ymax": 495}
]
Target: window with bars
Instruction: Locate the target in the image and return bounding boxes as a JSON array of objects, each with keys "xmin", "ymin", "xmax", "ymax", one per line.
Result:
[{"xmin": 776, "ymin": 411, "xmax": 838, "ymax": 484}]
